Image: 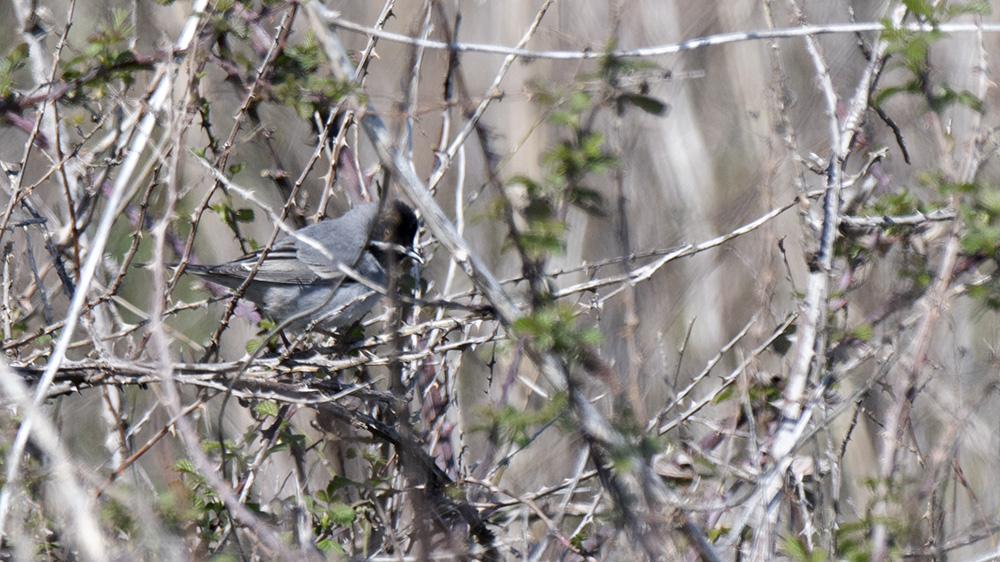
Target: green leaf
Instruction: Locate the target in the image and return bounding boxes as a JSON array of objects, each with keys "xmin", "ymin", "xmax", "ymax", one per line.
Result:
[
  {"xmin": 254, "ymin": 401, "xmax": 279, "ymax": 417},
  {"xmin": 233, "ymin": 208, "xmax": 255, "ymax": 223},
  {"xmin": 944, "ymin": 1, "xmax": 991, "ymax": 17},
  {"xmin": 512, "ymin": 304, "xmax": 603, "ymax": 357},
  {"xmin": 848, "ymin": 323, "xmax": 873, "ymax": 342},
  {"xmin": 954, "ymin": 90, "xmax": 986, "ymax": 114},
  {"xmin": 620, "ymin": 93, "xmax": 669, "ymax": 116},
  {"xmin": 328, "ymin": 503, "xmax": 356, "ymax": 526},
  {"xmin": 245, "ymin": 338, "xmax": 262, "ymax": 354},
  {"xmin": 316, "ymin": 538, "xmax": 346, "ymax": 554},
  {"xmin": 471, "ymin": 393, "xmax": 569, "ymax": 447},
  {"xmin": 980, "ymin": 189, "xmax": 1000, "ymax": 214},
  {"xmin": 519, "ymin": 218, "xmax": 567, "ymax": 258},
  {"xmin": 210, "ymin": 202, "xmax": 230, "ymax": 222},
  {"xmin": 903, "ymin": 0, "xmax": 935, "ymax": 20},
  {"xmin": 712, "ymin": 387, "xmax": 735, "ymax": 404},
  {"xmin": 7, "ymin": 43, "xmax": 28, "ymax": 66},
  {"xmin": 873, "ymin": 84, "xmax": 913, "ymax": 106},
  {"xmin": 781, "ymin": 534, "xmax": 825, "ymax": 562},
  {"xmin": 568, "ymin": 186, "xmax": 607, "ymax": 216},
  {"xmin": 174, "ymin": 459, "xmax": 197, "ymax": 474}
]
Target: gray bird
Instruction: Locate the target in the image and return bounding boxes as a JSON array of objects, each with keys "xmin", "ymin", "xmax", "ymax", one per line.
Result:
[{"xmin": 182, "ymin": 200, "xmax": 420, "ymax": 331}]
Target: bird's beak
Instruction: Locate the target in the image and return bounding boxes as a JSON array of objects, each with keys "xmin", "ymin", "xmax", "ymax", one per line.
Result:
[
  {"xmin": 406, "ymin": 247, "xmax": 424, "ymax": 265},
  {"xmin": 371, "ymin": 240, "xmax": 424, "ymax": 265}
]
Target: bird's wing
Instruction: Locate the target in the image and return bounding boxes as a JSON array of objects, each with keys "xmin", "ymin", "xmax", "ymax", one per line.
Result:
[
  {"xmin": 205, "ymin": 236, "xmax": 326, "ymax": 285},
  {"xmin": 200, "ymin": 203, "xmax": 381, "ymax": 285},
  {"xmin": 295, "ymin": 203, "xmax": 378, "ymax": 278}
]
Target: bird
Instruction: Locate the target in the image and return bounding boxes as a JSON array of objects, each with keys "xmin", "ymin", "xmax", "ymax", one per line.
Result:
[{"xmin": 181, "ymin": 200, "xmax": 420, "ymax": 331}]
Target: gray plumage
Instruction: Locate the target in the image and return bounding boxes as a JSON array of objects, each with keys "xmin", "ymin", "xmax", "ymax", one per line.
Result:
[{"xmin": 183, "ymin": 201, "xmax": 419, "ymax": 330}]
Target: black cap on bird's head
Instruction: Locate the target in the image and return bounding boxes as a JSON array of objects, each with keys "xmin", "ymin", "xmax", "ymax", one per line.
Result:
[{"xmin": 370, "ymin": 200, "xmax": 422, "ymax": 266}]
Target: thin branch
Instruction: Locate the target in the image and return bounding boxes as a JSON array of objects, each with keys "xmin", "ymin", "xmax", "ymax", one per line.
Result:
[{"xmin": 323, "ymin": 17, "xmax": 1000, "ymax": 60}]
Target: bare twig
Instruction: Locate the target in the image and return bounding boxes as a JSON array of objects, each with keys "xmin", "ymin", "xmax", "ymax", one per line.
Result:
[{"xmin": 324, "ymin": 17, "xmax": 1000, "ymax": 60}]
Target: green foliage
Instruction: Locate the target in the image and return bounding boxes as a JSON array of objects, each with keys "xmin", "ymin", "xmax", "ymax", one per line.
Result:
[
  {"xmin": 270, "ymin": 33, "xmax": 355, "ymax": 118},
  {"xmin": 326, "ymin": 501, "xmax": 356, "ymax": 527},
  {"xmin": 877, "ymin": 2, "xmax": 990, "ymax": 113},
  {"xmin": 503, "ymin": 44, "xmax": 669, "ymax": 275},
  {"xmin": 781, "ymin": 535, "xmax": 826, "ymax": 562},
  {"xmin": 265, "ymin": 430, "xmax": 307, "ymax": 456},
  {"xmin": 174, "ymin": 458, "xmax": 197, "ymax": 475},
  {"xmin": 210, "ymin": 202, "xmax": 255, "ymax": 226},
  {"xmin": 101, "ymin": 499, "xmax": 138, "ymax": 537},
  {"xmin": 868, "ymin": 188, "xmax": 924, "ymax": 219},
  {"xmin": 306, "ymin": 476, "xmax": 357, "ymax": 554},
  {"xmin": 595, "ymin": 48, "xmax": 670, "ymax": 117},
  {"xmin": 967, "ymin": 275, "xmax": 1000, "ymax": 309},
  {"xmin": 898, "ymin": 252, "xmax": 931, "ymax": 290},
  {"xmin": 203, "ymin": 16, "xmax": 353, "ymax": 119},
  {"xmin": 513, "ymin": 304, "xmax": 603, "ymax": 360},
  {"xmin": 619, "ymin": 92, "xmax": 668, "ymax": 116},
  {"xmin": 207, "ymin": 2, "xmax": 251, "ymax": 42},
  {"xmin": 960, "ymin": 198, "xmax": 1000, "ymax": 256},
  {"xmin": 0, "ymin": 43, "xmax": 28, "ymax": 98},
  {"xmin": 843, "ymin": 189, "xmax": 937, "ymax": 294},
  {"xmin": 61, "ymin": 10, "xmax": 151, "ymax": 100},
  {"xmin": 507, "ymin": 58, "xmax": 664, "ymax": 263},
  {"xmin": 171, "ymin": 458, "xmax": 233, "ymax": 545},
  {"xmin": 529, "ymin": 87, "xmax": 618, "ymax": 210},
  {"xmin": 245, "ymin": 336, "xmax": 262, "ymax": 354},
  {"xmin": 254, "ymin": 400, "xmax": 279, "ymax": 417},
  {"xmin": 171, "ymin": 411, "xmax": 382, "ymax": 555},
  {"xmin": 948, "ymin": 177, "xmax": 1000, "ymax": 257},
  {"xmin": 474, "ymin": 392, "xmax": 569, "ymax": 447},
  {"xmin": 712, "ymin": 376, "xmax": 782, "ymax": 406},
  {"xmin": 707, "ymin": 525, "xmax": 730, "ymax": 542},
  {"xmin": 847, "ymin": 323, "xmax": 873, "ymax": 342},
  {"xmin": 503, "ymin": 175, "xmax": 568, "ymax": 258},
  {"xmin": 903, "ymin": 0, "xmax": 991, "ymax": 20},
  {"xmin": 957, "ymin": 178, "xmax": 1000, "ymax": 308},
  {"xmin": 836, "ymin": 516, "xmax": 903, "ymax": 562},
  {"xmin": 941, "ymin": 1, "xmax": 991, "ymax": 18},
  {"xmin": 779, "ymin": 510, "xmax": 908, "ymax": 562},
  {"xmin": 542, "ymin": 130, "xmax": 618, "ymax": 191},
  {"xmin": 886, "ymin": 175, "xmax": 1000, "ymax": 307}
]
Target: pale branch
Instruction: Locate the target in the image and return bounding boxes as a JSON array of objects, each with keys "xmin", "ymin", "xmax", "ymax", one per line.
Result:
[
  {"xmin": 10, "ymin": 359, "xmax": 392, "ymax": 403},
  {"xmin": 656, "ymin": 315, "xmax": 796, "ymax": 435},
  {"xmin": 752, "ymin": 3, "xmax": 907, "ymax": 559},
  {"xmin": 8, "ymin": 316, "xmax": 496, "ymax": 396},
  {"xmin": 323, "ymin": 16, "xmax": 1000, "ymax": 60},
  {"xmin": 647, "ymin": 314, "xmax": 760, "ymax": 433},
  {"xmin": 839, "ymin": 208, "xmax": 956, "ymax": 229}
]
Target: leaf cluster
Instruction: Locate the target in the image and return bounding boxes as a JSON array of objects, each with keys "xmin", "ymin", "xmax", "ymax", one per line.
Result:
[
  {"xmin": 0, "ymin": 43, "xmax": 29, "ymax": 99},
  {"xmin": 61, "ymin": 9, "xmax": 152, "ymax": 100},
  {"xmin": 474, "ymin": 392, "xmax": 569, "ymax": 448},
  {"xmin": 876, "ymin": 1, "xmax": 990, "ymax": 113}
]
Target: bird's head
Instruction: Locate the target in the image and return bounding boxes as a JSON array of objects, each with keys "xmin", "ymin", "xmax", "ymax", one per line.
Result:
[{"xmin": 370, "ymin": 200, "xmax": 422, "ymax": 266}]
